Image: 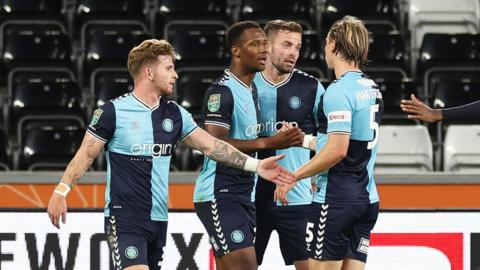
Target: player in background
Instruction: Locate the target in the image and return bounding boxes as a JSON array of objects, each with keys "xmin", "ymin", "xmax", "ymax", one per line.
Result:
[
  {"xmin": 47, "ymin": 39, "xmax": 295, "ymax": 270},
  {"xmin": 193, "ymin": 21, "xmax": 304, "ymax": 270},
  {"xmin": 401, "ymin": 94, "xmax": 480, "ymax": 122},
  {"xmin": 253, "ymin": 20, "xmax": 325, "ymax": 270},
  {"xmin": 277, "ymin": 16, "xmax": 383, "ymax": 270}
]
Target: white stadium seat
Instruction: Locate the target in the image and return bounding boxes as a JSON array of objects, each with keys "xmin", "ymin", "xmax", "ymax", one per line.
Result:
[
  {"xmin": 444, "ymin": 125, "xmax": 480, "ymax": 172},
  {"xmin": 375, "ymin": 125, "xmax": 433, "ymax": 173}
]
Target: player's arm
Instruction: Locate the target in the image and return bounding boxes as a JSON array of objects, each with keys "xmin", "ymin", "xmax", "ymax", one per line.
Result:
[
  {"xmin": 183, "ymin": 128, "xmax": 295, "ymax": 185},
  {"xmin": 47, "ymin": 104, "xmax": 115, "ymax": 229},
  {"xmin": 204, "ymin": 124, "xmax": 304, "ymax": 154},
  {"xmin": 47, "ymin": 133, "xmax": 105, "ymax": 228},
  {"xmin": 294, "ymin": 133, "xmax": 349, "ymax": 179}
]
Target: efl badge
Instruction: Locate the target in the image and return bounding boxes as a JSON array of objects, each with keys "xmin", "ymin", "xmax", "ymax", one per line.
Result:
[
  {"xmin": 90, "ymin": 108, "xmax": 103, "ymax": 126},
  {"xmin": 208, "ymin": 94, "xmax": 221, "ymax": 112}
]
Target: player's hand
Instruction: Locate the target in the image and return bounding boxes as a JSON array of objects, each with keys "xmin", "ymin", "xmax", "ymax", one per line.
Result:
[
  {"xmin": 267, "ymin": 127, "xmax": 304, "ymax": 149},
  {"xmin": 400, "ymin": 94, "xmax": 442, "ymax": 123},
  {"xmin": 258, "ymin": 154, "xmax": 295, "ymax": 186},
  {"xmin": 274, "ymin": 182, "xmax": 295, "ymax": 205},
  {"xmin": 47, "ymin": 193, "xmax": 67, "ymax": 229}
]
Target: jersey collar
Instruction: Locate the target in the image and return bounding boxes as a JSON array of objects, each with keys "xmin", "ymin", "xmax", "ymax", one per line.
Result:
[
  {"xmin": 259, "ymin": 70, "xmax": 294, "ymax": 88},
  {"xmin": 225, "ymin": 69, "xmax": 253, "ymax": 92},
  {"xmin": 132, "ymin": 92, "xmax": 160, "ymax": 111}
]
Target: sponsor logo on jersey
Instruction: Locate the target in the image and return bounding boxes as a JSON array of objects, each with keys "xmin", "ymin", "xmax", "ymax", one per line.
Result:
[
  {"xmin": 327, "ymin": 111, "xmax": 352, "ymax": 123},
  {"xmin": 208, "ymin": 94, "xmax": 221, "ymax": 112},
  {"xmin": 130, "ymin": 143, "xmax": 173, "ymax": 157},
  {"xmin": 248, "ymin": 120, "xmax": 299, "ymax": 136}
]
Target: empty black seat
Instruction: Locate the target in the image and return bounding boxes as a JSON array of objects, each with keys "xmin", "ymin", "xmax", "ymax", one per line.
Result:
[
  {"xmin": 92, "ymin": 69, "xmax": 133, "ymax": 108},
  {"xmin": 297, "ymin": 34, "xmax": 326, "ymax": 78},
  {"xmin": 0, "ymin": 128, "xmax": 10, "ymax": 170},
  {"xmin": 417, "ymin": 34, "xmax": 480, "ymax": 78},
  {"xmin": 8, "ymin": 70, "xmax": 84, "ymax": 134},
  {"xmin": 430, "ymin": 72, "xmax": 480, "ymax": 110},
  {"xmin": 82, "ymin": 24, "xmax": 150, "ymax": 83},
  {"xmin": 76, "ymin": 0, "xmax": 147, "ymax": 32},
  {"xmin": 0, "ymin": 0, "xmax": 65, "ymax": 25},
  {"xmin": 19, "ymin": 127, "xmax": 83, "ymax": 170},
  {"xmin": 322, "ymin": 0, "xmax": 399, "ymax": 34},
  {"xmin": 240, "ymin": 0, "xmax": 315, "ymax": 31},
  {"xmin": 170, "ymin": 31, "xmax": 228, "ymax": 68},
  {"xmin": 368, "ymin": 33, "xmax": 406, "ymax": 69},
  {"xmin": 156, "ymin": 0, "xmax": 229, "ymax": 37},
  {"xmin": 1, "ymin": 24, "xmax": 72, "ymax": 72}
]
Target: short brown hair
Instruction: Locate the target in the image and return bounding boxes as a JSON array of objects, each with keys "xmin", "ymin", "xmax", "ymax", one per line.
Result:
[
  {"xmin": 263, "ymin": 20, "xmax": 303, "ymax": 38},
  {"xmin": 328, "ymin": 16, "xmax": 370, "ymax": 67},
  {"xmin": 127, "ymin": 39, "xmax": 176, "ymax": 78}
]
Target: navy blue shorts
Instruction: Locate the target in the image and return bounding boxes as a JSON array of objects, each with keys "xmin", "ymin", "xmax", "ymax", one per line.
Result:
[
  {"xmin": 255, "ymin": 204, "xmax": 309, "ymax": 265},
  {"xmin": 104, "ymin": 215, "xmax": 167, "ymax": 270},
  {"xmin": 306, "ymin": 202, "xmax": 379, "ymax": 263},
  {"xmin": 194, "ymin": 198, "xmax": 256, "ymax": 257}
]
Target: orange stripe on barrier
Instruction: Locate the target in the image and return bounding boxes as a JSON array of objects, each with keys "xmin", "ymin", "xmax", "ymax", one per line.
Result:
[{"xmin": 1, "ymin": 184, "xmax": 480, "ymax": 209}]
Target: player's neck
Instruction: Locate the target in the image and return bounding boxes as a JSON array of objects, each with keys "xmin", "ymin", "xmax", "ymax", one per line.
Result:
[
  {"xmin": 333, "ymin": 61, "xmax": 361, "ymax": 79},
  {"xmin": 262, "ymin": 62, "xmax": 290, "ymax": 85},
  {"xmin": 229, "ymin": 64, "xmax": 255, "ymax": 88},
  {"xmin": 132, "ymin": 86, "xmax": 160, "ymax": 108}
]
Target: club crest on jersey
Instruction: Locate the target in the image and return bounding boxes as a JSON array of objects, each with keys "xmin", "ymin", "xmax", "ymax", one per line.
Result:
[
  {"xmin": 231, "ymin": 230, "xmax": 245, "ymax": 243},
  {"xmin": 90, "ymin": 108, "xmax": 103, "ymax": 126},
  {"xmin": 162, "ymin": 118, "xmax": 173, "ymax": 132},
  {"xmin": 289, "ymin": 96, "xmax": 302, "ymax": 109},
  {"xmin": 125, "ymin": 246, "xmax": 138, "ymax": 259},
  {"xmin": 208, "ymin": 94, "xmax": 221, "ymax": 112}
]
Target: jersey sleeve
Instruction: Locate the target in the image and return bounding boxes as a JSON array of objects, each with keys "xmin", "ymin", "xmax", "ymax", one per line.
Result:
[
  {"xmin": 202, "ymin": 84, "xmax": 234, "ymax": 130},
  {"xmin": 178, "ymin": 105, "xmax": 199, "ymax": 140},
  {"xmin": 86, "ymin": 102, "xmax": 115, "ymax": 142},
  {"xmin": 323, "ymin": 85, "xmax": 353, "ymax": 134}
]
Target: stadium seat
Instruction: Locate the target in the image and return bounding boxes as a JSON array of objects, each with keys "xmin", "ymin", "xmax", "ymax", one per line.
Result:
[
  {"xmin": 91, "ymin": 69, "xmax": 133, "ymax": 109},
  {"xmin": 429, "ymin": 71, "xmax": 480, "ymax": 110},
  {"xmin": 81, "ymin": 23, "xmax": 150, "ymax": 84},
  {"xmin": 0, "ymin": 127, "xmax": 10, "ymax": 170},
  {"xmin": 7, "ymin": 69, "xmax": 84, "ymax": 135},
  {"xmin": 171, "ymin": 142, "xmax": 204, "ymax": 171},
  {"xmin": 0, "ymin": 0, "xmax": 65, "ymax": 25},
  {"xmin": 368, "ymin": 33, "xmax": 406, "ymax": 70},
  {"xmin": 417, "ymin": 34, "xmax": 480, "ymax": 79},
  {"xmin": 375, "ymin": 125, "xmax": 433, "ymax": 172},
  {"xmin": 76, "ymin": 0, "xmax": 147, "ymax": 32},
  {"xmin": 18, "ymin": 127, "xmax": 83, "ymax": 171},
  {"xmin": 168, "ymin": 30, "xmax": 229, "ymax": 68},
  {"xmin": 322, "ymin": 0, "xmax": 399, "ymax": 34},
  {"xmin": 408, "ymin": 0, "xmax": 480, "ymax": 73},
  {"xmin": 156, "ymin": 0, "xmax": 229, "ymax": 38},
  {"xmin": 444, "ymin": 125, "xmax": 480, "ymax": 172},
  {"xmin": 1, "ymin": 24, "xmax": 72, "ymax": 72},
  {"xmin": 297, "ymin": 34, "xmax": 327, "ymax": 79},
  {"xmin": 240, "ymin": 0, "xmax": 316, "ymax": 32},
  {"xmin": 363, "ymin": 70, "xmax": 414, "ymax": 121}
]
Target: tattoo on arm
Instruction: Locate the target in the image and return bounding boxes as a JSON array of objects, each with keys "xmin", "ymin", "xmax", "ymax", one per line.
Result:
[
  {"xmin": 61, "ymin": 137, "xmax": 99, "ymax": 187},
  {"xmin": 209, "ymin": 139, "xmax": 247, "ymax": 170}
]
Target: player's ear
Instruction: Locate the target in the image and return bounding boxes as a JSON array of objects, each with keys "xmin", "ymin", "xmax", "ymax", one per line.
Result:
[
  {"xmin": 146, "ymin": 67, "xmax": 154, "ymax": 81},
  {"xmin": 231, "ymin": 46, "xmax": 241, "ymax": 57}
]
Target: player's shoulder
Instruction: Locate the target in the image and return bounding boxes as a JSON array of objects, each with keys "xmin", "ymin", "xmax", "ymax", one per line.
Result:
[
  {"xmin": 292, "ymin": 68, "xmax": 320, "ymax": 83},
  {"xmin": 205, "ymin": 73, "xmax": 234, "ymax": 98}
]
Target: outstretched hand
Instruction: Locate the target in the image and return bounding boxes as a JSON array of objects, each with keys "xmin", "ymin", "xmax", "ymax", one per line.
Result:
[
  {"xmin": 400, "ymin": 94, "xmax": 442, "ymax": 123},
  {"xmin": 47, "ymin": 193, "xmax": 67, "ymax": 229},
  {"xmin": 258, "ymin": 154, "xmax": 296, "ymax": 186},
  {"xmin": 274, "ymin": 182, "xmax": 295, "ymax": 205}
]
